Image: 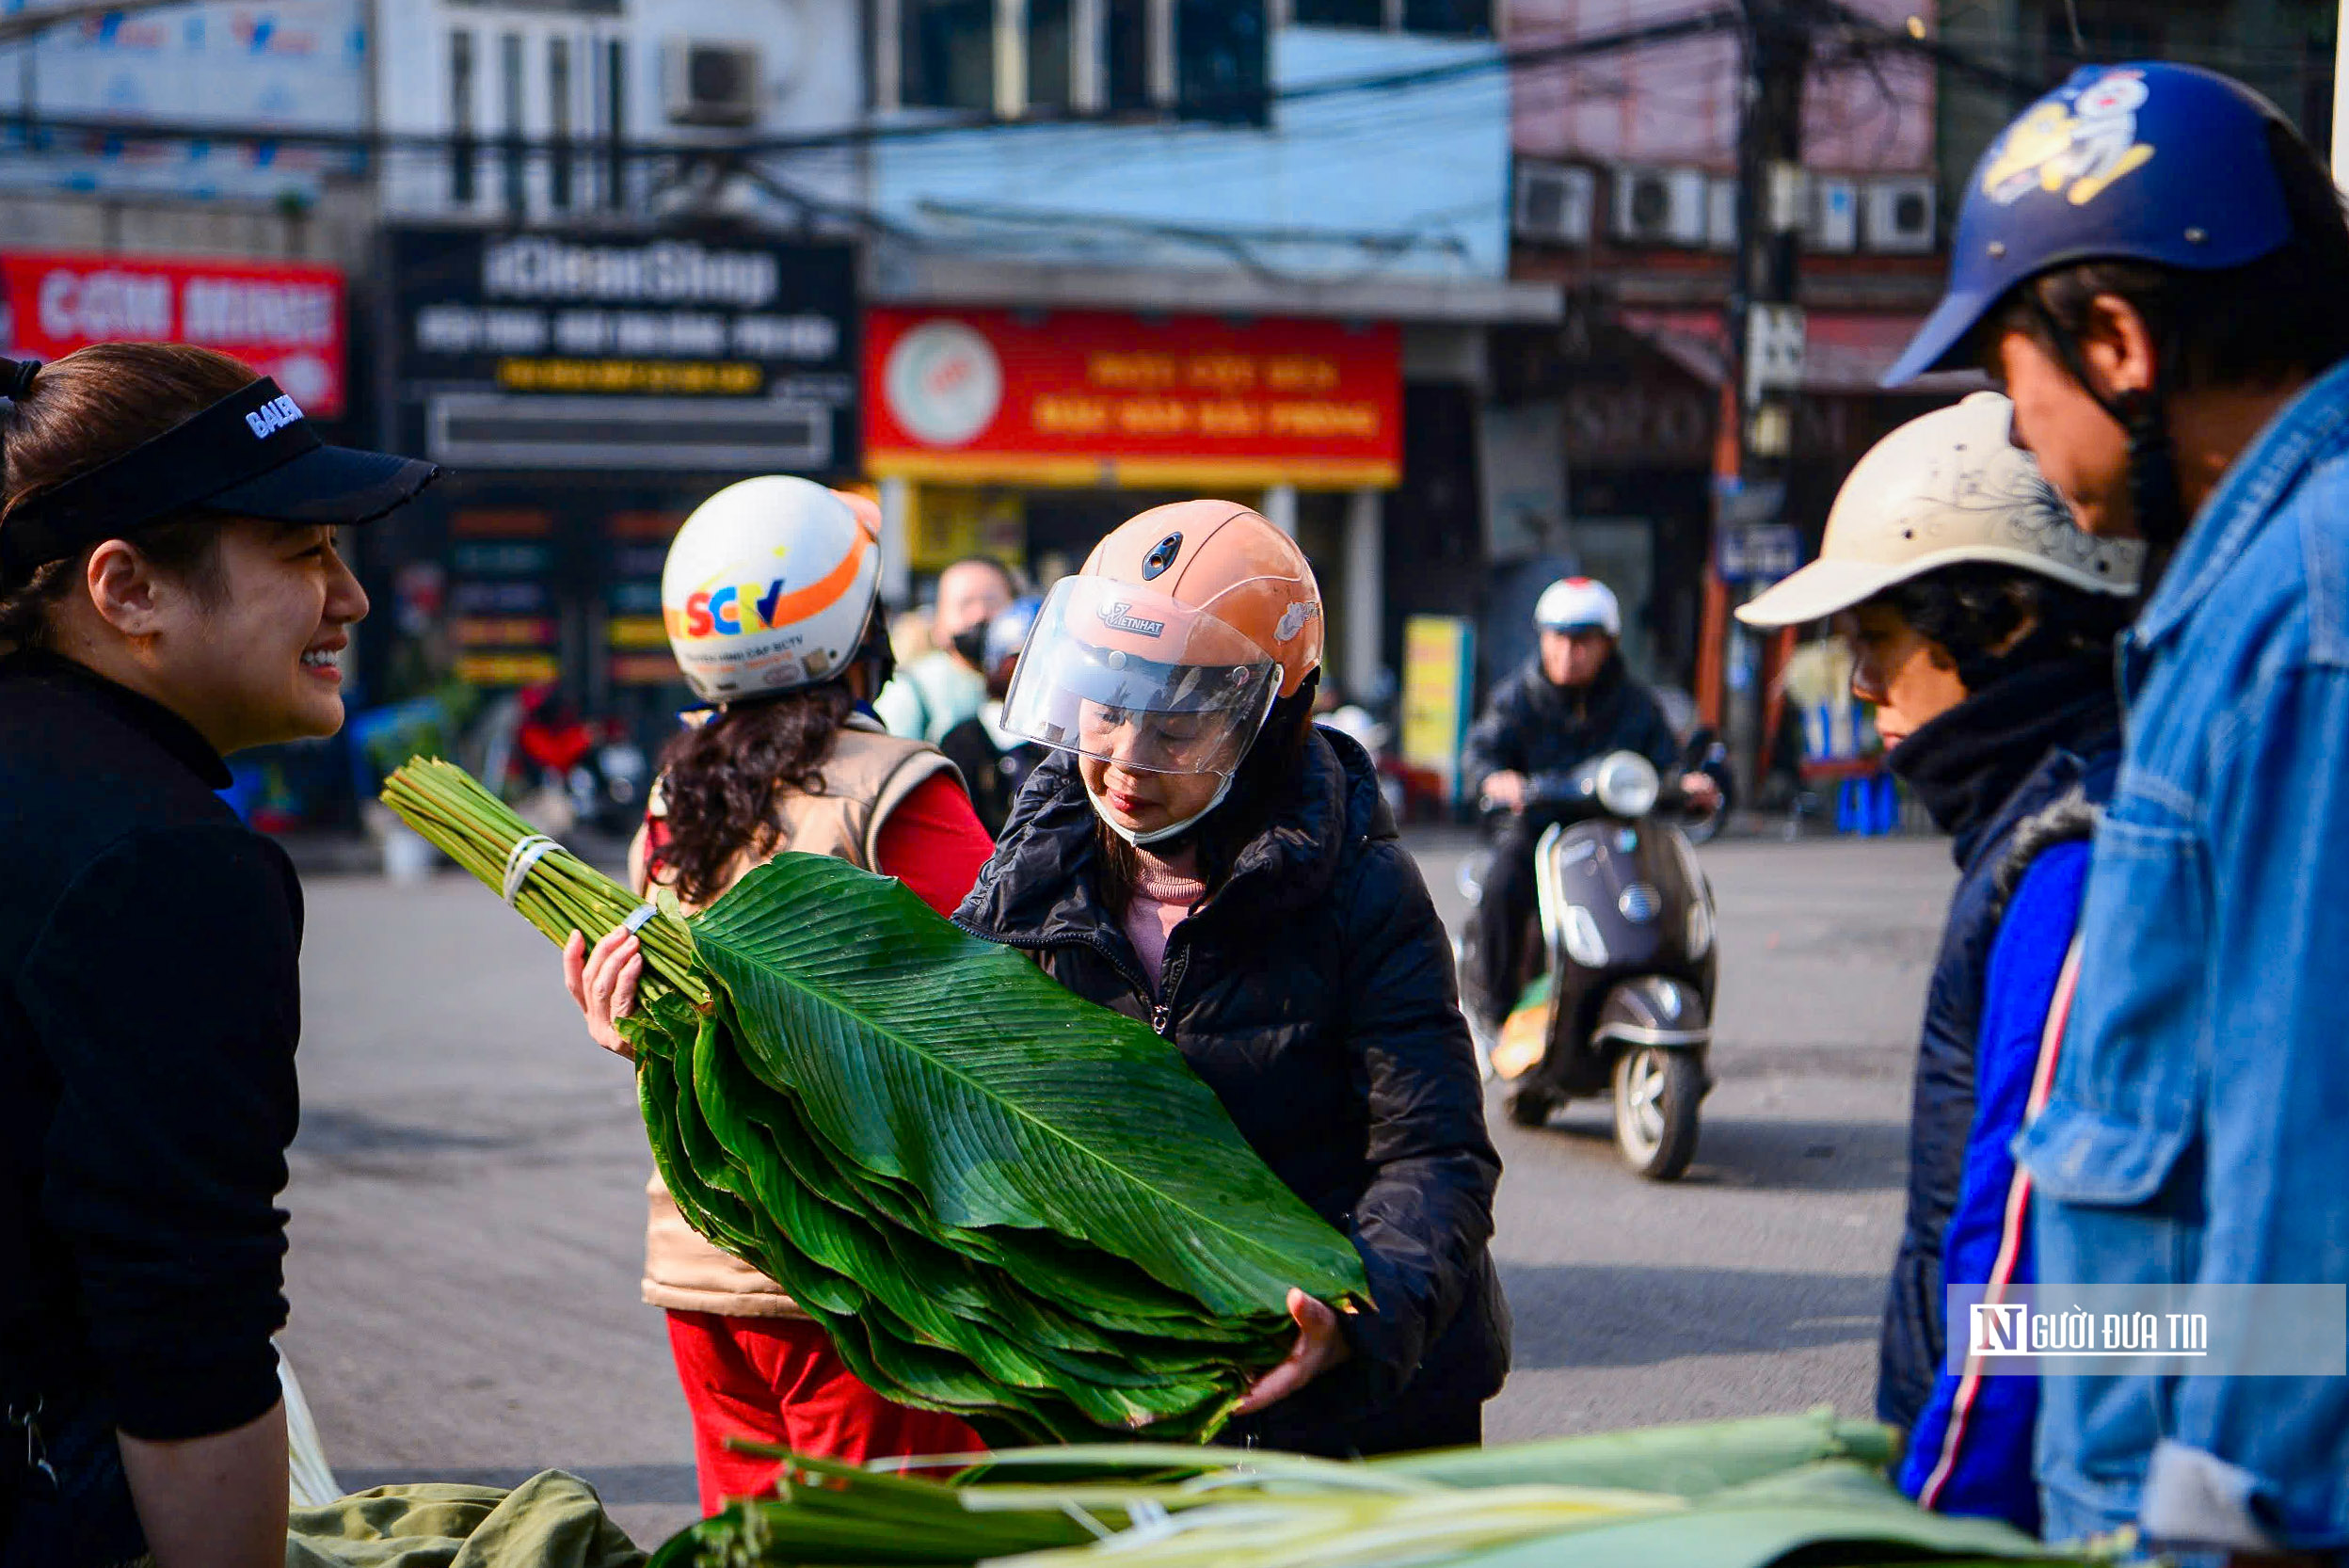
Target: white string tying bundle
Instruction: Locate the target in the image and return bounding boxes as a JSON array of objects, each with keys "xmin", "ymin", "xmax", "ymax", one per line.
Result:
[
  {"xmin": 621, "ymin": 901, "xmax": 661, "ymax": 934},
  {"xmin": 501, "ymin": 834, "xmax": 559, "ymax": 907}
]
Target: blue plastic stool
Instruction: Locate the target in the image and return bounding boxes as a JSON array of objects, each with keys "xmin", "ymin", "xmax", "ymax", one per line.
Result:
[
  {"xmin": 1869, "ymin": 774, "xmax": 1900, "ymax": 835},
  {"xmin": 1833, "ymin": 772, "xmax": 1902, "ymax": 836}
]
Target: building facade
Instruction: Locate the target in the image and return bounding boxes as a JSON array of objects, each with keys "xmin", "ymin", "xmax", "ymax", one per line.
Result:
[
  {"xmin": 858, "ymin": 14, "xmax": 1553, "ymax": 708},
  {"xmin": 1498, "ymin": 0, "xmax": 1958, "ymax": 700}
]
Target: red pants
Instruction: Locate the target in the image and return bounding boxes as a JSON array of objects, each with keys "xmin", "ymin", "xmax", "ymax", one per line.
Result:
[{"xmin": 664, "ymin": 1309, "xmax": 985, "ymax": 1515}]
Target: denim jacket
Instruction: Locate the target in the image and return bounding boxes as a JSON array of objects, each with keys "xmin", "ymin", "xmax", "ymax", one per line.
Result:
[{"xmin": 2018, "ymin": 357, "xmax": 2349, "ymax": 1557}]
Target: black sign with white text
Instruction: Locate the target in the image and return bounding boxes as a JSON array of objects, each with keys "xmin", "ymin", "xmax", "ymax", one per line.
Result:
[{"xmin": 386, "ymin": 227, "xmax": 858, "ymax": 475}]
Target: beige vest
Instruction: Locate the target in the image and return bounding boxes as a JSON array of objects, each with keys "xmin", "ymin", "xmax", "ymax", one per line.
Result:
[{"xmin": 640, "ymin": 718, "xmax": 959, "ymax": 1318}]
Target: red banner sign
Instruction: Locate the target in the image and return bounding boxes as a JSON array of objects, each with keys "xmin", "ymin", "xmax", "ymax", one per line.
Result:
[
  {"xmin": 864, "ymin": 309, "xmax": 1400, "ymax": 488},
  {"xmin": 0, "ymin": 250, "xmax": 347, "ymax": 417}
]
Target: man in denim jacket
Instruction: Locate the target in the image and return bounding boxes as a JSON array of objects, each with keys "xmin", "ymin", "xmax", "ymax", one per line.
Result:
[{"xmin": 1883, "ymin": 64, "xmax": 2349, "ymax": 1559}]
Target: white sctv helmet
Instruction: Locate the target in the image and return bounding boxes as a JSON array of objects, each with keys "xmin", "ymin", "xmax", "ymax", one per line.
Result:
[
  {"xmin": 1737, "ymin": 392, "xmax": 2142, "ymax": 629},
  {"xmin": 661, "ymin": 476, "xmax": 882, "ymax": 706},
  {"xmin": 1534, "ymin": 577, "xmax": 1622, "ymax": 637}
]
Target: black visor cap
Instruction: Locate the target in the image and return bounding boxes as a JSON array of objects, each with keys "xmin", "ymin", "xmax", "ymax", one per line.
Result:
[
  {"xmin": 198, "ymin": 442, "xmax": 439, "ymax": 527},
  {"xmin": 1, "ymin": 376, "xmax": 441, "ymax": 573}
]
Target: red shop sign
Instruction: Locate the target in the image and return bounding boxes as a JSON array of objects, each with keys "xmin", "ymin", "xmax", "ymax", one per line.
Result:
[
  {"xmin": 864, "ymin": 309, "xmax": 1400, "ymax": 488},
  {"xmin": 0, "ymin": 250, "xmax": 347, "ymax": 418}
]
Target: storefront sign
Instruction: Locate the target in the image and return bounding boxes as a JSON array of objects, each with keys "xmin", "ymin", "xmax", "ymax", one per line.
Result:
[
  {"xmin": 863, "ymin": 309, "xmax": 1401, "ymax": 488},
  {"xmin": 388, "ymin": 228, "xmax": 858, "ymax": 473},
  {"xmin": 1399, "ymin": 616, "xmax": 1477, "ymax": 805},
  {"xmin": 1718, "ymin": 522, "xmax": 1801, "ymax": 584},
  {"xmin": 606, "ymin": 515, "xmax": 682, "ymax": 687},
  {"xmin": 0, "ymin": 250, "xmax": 347, "ymax": 415},
  {"xmin": 0, "ymin": 0, "xmax": 365, "ymax": 201},
  {"xmin": 446, "ymin": 509, "xmax": 562, "ymax": 688}
]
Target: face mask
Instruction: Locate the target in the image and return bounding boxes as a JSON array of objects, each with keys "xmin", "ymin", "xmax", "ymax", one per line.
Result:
[{"xmin": 1092, "ymin": 770, "xmax": 1238, "ymax": 848}]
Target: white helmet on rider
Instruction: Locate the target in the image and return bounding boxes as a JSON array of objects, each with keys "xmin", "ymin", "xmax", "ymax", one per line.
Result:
[
  {"xmin": 1736, "ymin": 392, "xmax": 2142, "ymax": 628},
  {"xmin": 1534, "ymin": 577, "xmax": 1622, "ymax": 638},
  {"xmin": 661, "ymin": 476, "xmax": 883, "ymax": 707}
]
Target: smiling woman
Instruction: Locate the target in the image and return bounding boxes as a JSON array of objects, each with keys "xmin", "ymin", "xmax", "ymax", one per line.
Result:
[
  {"xmin": 0, "ymin": 344, "xmax": 438, "ymax": 1568},
  {"xmin": 0, "ymin": 345, "xmax": 437, "ymax": 752}
]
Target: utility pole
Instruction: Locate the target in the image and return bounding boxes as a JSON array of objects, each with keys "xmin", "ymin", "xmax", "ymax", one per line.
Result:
[{"xmin": 1703, "ymin": 1, "xmax": 1812, "ymax": 803}]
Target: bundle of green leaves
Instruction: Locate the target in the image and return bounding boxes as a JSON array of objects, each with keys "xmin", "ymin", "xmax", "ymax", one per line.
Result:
[
  {"xmin": 382, "ymin": 760, "xmax": 1368, "ymax": 1444},
  {"xmin": 647, "ymin": 1413, "xmax": 2094, "ymax": 1568}
]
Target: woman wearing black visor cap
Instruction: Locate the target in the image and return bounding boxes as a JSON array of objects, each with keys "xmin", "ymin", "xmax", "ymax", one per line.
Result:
[{"xmin": 0, "ymin": 344, "xmax": 438, "ymax": 1567}]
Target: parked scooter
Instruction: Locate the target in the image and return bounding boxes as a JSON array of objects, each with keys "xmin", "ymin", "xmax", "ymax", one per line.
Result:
[{"xmin": 1455, "ymin": 736, "xmax": 1720, "ymax": 1180}]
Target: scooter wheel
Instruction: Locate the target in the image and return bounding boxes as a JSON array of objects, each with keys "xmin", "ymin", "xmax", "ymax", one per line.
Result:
[
  {"xmin": 1505, "ymin": 1085, "xmax": 1559, "ymax": 1128},
  {"xmin": 1613, "ymin": 1047, "xmax": 1702, "ymax": 1180}
]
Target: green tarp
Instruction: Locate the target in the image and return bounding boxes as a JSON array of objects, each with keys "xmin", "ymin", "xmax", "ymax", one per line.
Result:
[{"xmin": 284, "ymin": 1471, "xmax": 647, "ymax": 1568}]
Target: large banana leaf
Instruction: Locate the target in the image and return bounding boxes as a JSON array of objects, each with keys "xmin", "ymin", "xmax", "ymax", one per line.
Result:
[
  {"xmin": 620, "ymin": 851, "xmax": 1361, "ymax": 1443},
  {"xmin": 686, "ymin": 853, "xmax": 1367, "ymax": 1320},
  {"xmin": 381, "ymin": 760, "xmax": 1368, "ymax": 1445},
  {"xmin": 1370, "ymin": 1408, "xmax": 1897, "ymax": 1495}
]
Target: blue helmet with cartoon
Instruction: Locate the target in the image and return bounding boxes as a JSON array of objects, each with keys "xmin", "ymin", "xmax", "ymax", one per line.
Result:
[{"xmin": 1883, "ymin": 63, "xmax": 2298, "ymax": 387}]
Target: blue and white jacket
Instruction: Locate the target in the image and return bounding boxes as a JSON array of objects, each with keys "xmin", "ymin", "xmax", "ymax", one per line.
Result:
[{"xmin": 1895, "ymin": 795, "xmax": 2102, "ymax": 1534}]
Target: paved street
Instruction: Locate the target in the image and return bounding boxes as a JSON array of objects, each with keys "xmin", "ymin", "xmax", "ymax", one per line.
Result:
[{"xmin": 280, "ymin": 831, "xmax": 1954, "ymax": 1546}]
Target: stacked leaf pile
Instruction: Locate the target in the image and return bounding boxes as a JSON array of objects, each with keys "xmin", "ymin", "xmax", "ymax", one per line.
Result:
[
  {"xmin": 382, "ymin": 760, "xmax": 1367, "ymax": 1443},
  {"xmin": 648, "ymin": 1412, "xmax": 2095, "ymax": 1568}
]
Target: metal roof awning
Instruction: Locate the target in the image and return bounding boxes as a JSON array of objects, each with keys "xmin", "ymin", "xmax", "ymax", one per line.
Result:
[{"xmin": 1619, "ymin": 308, "xmax": 1987, "ymax": 395}]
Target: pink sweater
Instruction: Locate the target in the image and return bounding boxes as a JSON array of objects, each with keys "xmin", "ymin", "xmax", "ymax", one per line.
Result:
[{"xmin": 1122, "ymin": 851, "xmax": 1206, "ymax": 995}]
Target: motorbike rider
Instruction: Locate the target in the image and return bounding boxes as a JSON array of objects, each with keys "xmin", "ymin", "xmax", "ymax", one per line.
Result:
[
  {"xmin": 562, "ymin": 477, "xmax": 993, "ymax": 1512},
  {"xmin": 1739, "ymin": 393, "xmax": 2142, "ymax": 1535},
  {"xmin": 876, "ymin": 555, "xmax": 1018, "ymax": 744},
  {"xmin": 1884, "ymin": 63, "xmax": 2349, "ymax": 1554},
  {"xmin": 1460, "ymin": 578, "xmax": 1719, "ymax": 1033},
  {"xmin": 1, "ymin": 345, "xmax": 437, "ymax": 1565},
  {"xmin": 955, "ymin": 499, "xmax": 1510, "ymax": 1455},
  {"xmin": 937, "ymin": 595, "xmax": 1048, "ymax": 838}
]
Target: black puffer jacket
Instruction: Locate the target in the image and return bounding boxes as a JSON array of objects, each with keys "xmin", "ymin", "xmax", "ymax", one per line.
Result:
[
  {"xmin": 956, "ymin": 727, "xmax": 1510, "ymax": 1454},
  {"xmin": 1460, "ymin": 653, "xmax": 1682, "ymax": 799}
]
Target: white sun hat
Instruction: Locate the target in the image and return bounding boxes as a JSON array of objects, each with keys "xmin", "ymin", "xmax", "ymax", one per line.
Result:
[{"xmin": 1737, "ymin": 392, "xmax": 2142, "ymax": 629}]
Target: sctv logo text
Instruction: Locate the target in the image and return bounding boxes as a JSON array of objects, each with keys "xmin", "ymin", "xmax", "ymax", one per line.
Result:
[{"xmin": 668, "ymin": 581, "xmax": 792, "ymax": 640}]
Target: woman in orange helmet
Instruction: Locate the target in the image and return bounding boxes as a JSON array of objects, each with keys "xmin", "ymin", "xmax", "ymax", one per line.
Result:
[{"xmin": 958, "ymin": 500, "xmax": 1510, "ymax": 1453}]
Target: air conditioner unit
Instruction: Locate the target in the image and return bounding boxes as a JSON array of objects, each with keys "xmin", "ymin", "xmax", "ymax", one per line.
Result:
[
  {"xmin": 1705, "ymin": 175, "xmax": 1737, "ymax": 251},
  {"xmin": 1610, "ymin": 167, "xmax": 1708, "ymax": 248},
  {"xmin": 1864, "ymin": 175, "xmax": 1938, "ymax": 253},
  {"xmin": 1810, "ymin": 176, "xmax": 1859, "ymax": 253},
  {"xmin": 664, "ymin": 40, "xmax": 760, "ymax": 127},
  {"xmin": 1513, "ymin": 163, "xmax": 1597, "ymax": 246}
]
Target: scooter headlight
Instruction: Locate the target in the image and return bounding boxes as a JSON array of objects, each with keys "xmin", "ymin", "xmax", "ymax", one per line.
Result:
[
  {"xmin": 1592, "ymin": 752, "xmax": 1661, "ymax": 819},
  {"xmin": 1686, "ymin": 898, "xmax": 1714, "ymax": 960},
  {"xmin": 1563, "ymin": 904, "xmax": 1610, "ymax": 968}
]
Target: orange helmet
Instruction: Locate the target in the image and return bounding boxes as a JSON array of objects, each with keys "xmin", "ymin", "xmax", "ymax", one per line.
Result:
[{"xmin": 1000, "ymin": 500, "xmax": 1323, "ymax": 783}]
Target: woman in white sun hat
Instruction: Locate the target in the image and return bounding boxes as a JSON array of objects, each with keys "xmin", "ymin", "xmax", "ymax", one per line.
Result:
[{"xmin": 1739, "ymin": 391, "xmax": 2141, "ymax": 1536}]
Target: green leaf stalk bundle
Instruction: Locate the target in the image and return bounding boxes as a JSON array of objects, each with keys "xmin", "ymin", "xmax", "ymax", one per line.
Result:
[{"xmin": 647, "ymin": 1412, "xmax": 2099, "ymax": 1568}]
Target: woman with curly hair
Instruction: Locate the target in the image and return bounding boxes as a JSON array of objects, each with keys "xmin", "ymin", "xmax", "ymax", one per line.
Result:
[{"xmin": 563, "ymin": 477, "xmax": 992, "ymax": 1514}]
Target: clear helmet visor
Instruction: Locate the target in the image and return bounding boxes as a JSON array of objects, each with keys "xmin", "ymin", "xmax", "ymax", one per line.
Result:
[{"xmin": 999, "ymin": 576, "xmax": 1284, "ymax": 777}]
